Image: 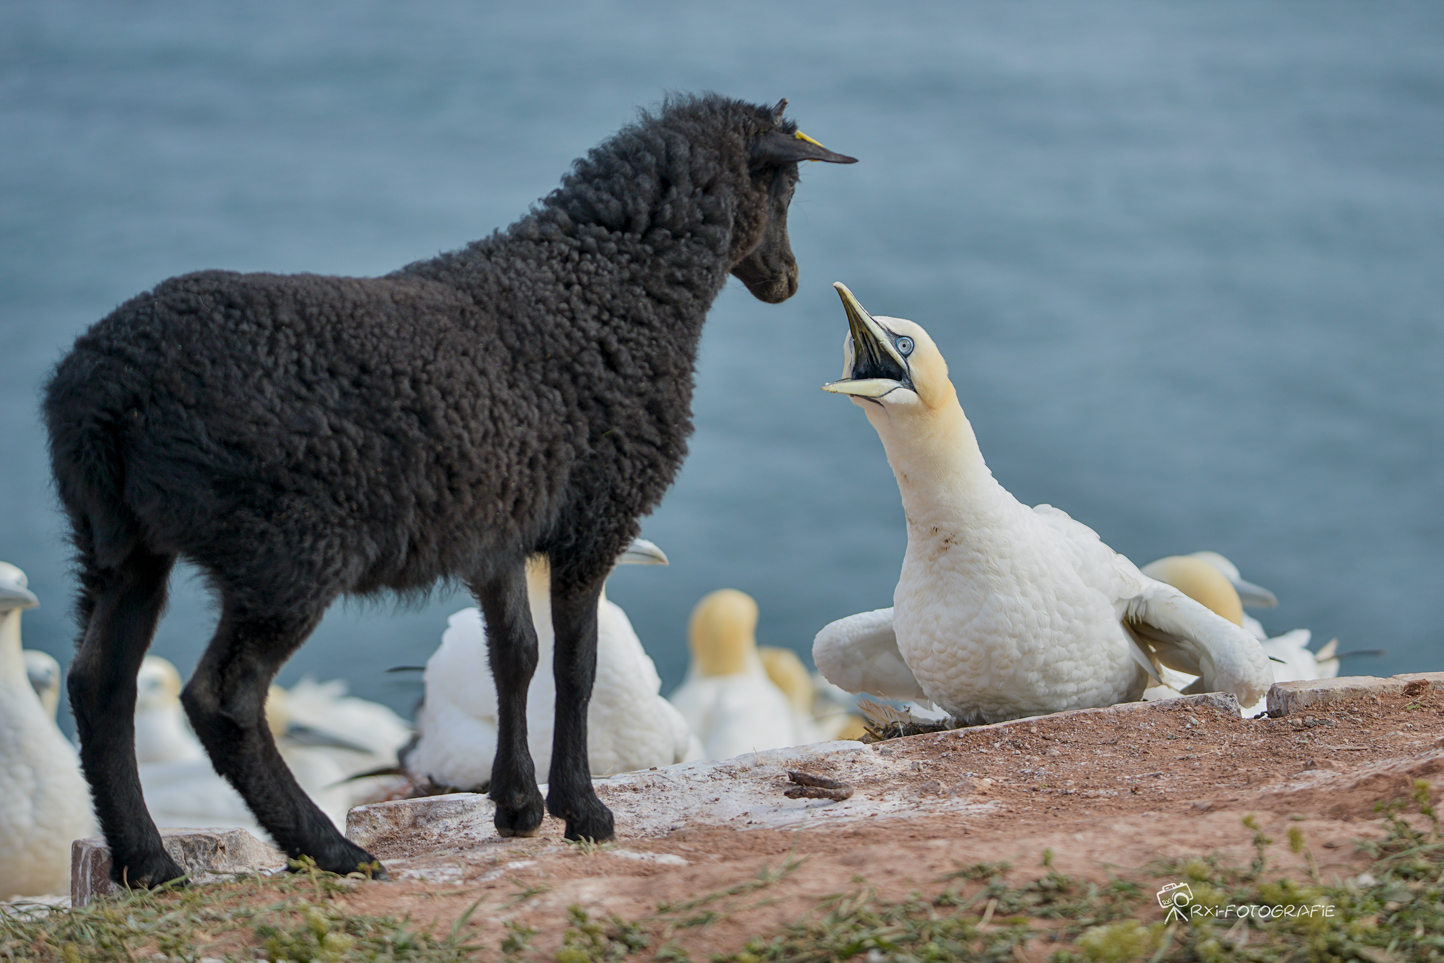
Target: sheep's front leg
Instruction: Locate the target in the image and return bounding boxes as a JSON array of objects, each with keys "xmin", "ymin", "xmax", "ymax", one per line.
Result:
[
  {"xmin": 182, "ymin": 602, "xmax": 383, "ymax": 877},
  {"xmin": 547, "ymin": 576, "xmax": 615, "ymax": 842},
  {"xmin": 475, "ymin": 564, "xmax": 546, "ymax": 837}
]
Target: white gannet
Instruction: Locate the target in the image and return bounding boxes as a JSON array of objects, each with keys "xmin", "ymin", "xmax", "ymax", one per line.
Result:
[
  {"xmin": 812, "ymin": 283, "xmax": 1273, "ymax": 723},
  {"xmin": 134, "ymin": 655, "xmax": 399, "ymax": 831},
  {"xmin": 808, "ymin": 673, "xmax": 869, "ymax": 742},
  {"xmin": 263, "ymin": 680, "xmax": 412, "ymax": 825},
  {"xmin": 1139, "ymin": 554, "xmax": 1339, "ymax": 712},
  {"xmin": 668, "ymin": 589, "xmax": 800, "ymax": 759},
  {"xmin": 407, "ymin": 538, "xmax": 695, "ymax": 791},
  {"xmin": 758, "ymin": 646, "xmax": 825, "ymax": 744},
  {"xmin": 1145, "ymin": 551, "xmax": 1276, "ymax": 640},
  {"xmin": 133, "ymin": 655, "xmax": 261, "ymax": 833},
  {"xmin": 0, "ymin": 561, "xmax": 97, "ymax": 898},
  {"xmin": 135, "ymin": 655, "xmax": 207, "ymax": 765},
  {"xmin": 23, "ymin": 649, "xmax": 62, "ymax": 722}
]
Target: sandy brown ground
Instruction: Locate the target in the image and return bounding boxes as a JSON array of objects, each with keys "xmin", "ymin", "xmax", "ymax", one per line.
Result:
[{"xmin": 207, "ymin": 687, "xmax": 1444, "ymax": 959}]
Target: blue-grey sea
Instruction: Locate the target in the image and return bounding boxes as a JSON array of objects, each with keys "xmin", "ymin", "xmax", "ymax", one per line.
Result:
[{"xmin": 4, "ymin": 1, "xmax": 1442, "ymax": 728}]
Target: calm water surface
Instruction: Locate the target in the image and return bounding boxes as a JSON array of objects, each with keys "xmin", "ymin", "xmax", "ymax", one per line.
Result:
[{"xmin": 3, "ymin": 1, "xmax": 1441, "ymax": 725}]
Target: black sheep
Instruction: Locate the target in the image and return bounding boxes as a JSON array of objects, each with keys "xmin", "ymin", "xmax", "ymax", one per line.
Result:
[{"xmin": 44, "ymin": 93, "xmax": 855, "ymax": 886}]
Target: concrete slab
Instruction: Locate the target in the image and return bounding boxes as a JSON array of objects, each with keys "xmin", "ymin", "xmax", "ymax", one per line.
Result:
[
  {"xmin": 71, "ymin": 828, "xmax": 285, "ymax": 907},
  {"xmin": 1266, "ymin": 672, "xmax": 1444, "ymax": 716},
  {"xmin": 346, "ymin": 740, "xmax": 995, "ymax": 864}
]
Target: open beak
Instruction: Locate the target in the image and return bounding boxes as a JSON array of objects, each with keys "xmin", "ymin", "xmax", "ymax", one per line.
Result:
[
  {"xmin": 821, "ymin": 282, "xmax": 911, "ymax": 398},
  {"xmin": 617, "ymin": 537, "xmax": 668, "ymax": 567}
]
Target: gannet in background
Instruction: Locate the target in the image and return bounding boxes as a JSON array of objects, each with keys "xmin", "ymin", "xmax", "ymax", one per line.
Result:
[
  {"xmin": 758, "ymin": 646, "xmax": 825, "ymax": 744},
  {"xmin": 1145, "ymin": 552, "xmax": 1277, "ymax": 640},
  {"xmin": 135, "ymin": 655, "xmax": 405, "ymax": 830},
  {"xmin": 133, "ymin": 655, "xmax": 263, "ymax": 833},
  {"xmin": 23, "ymin": 649, "xmax": 62, "ymax": 721},
  {"xmin": 1140, "ymin": 553, "xmax": 1339, "ymax": 713},
  {"xmin": 407, "ymin": 538, "xmax": 696, "ymax": 791},
  {"xmin": 0, "ymin": 561, "xmax": 96, "ymax": 898},
  {"xmin": 813, "ymin": 283, "xmax": 1273, "ymax": 723},
  {"xmin": 808, "ymin": 673, "xmax": 869, "ymax": 741},
  {"xmin": 135, "ymin": 655, "xmax": 207, "ymax": 765},
  {"xmin": 1186, "ymin": 551, "xmax": 1279, "ymax": 609},
  {"xmin": 263, "ymin": 680, "xmax": 412, "ymax": 820},
  {"xmin": 668, "ymin": 589, "xmax": 800, "ymax": 759}
]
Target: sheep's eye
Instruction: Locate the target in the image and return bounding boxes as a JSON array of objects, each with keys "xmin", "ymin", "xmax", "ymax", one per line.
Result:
[{"xmin": 895, "ymin": 336, "xmax": 914, "ymax": 357}]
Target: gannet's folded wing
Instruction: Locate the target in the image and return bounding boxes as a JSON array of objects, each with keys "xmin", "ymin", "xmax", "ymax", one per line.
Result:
[
  {"xmin": 812, "ymin": 607, "xmax": 929, "ymax": 703},
  {"xmin": 1121, "ymin": 581, "xmax": 1273, "ymax": 707}
]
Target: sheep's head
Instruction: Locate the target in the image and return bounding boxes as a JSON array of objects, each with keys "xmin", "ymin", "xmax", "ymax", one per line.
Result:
[{"xmin": 730, "ymin": 99, "xmax": 856, "ymax": 304}]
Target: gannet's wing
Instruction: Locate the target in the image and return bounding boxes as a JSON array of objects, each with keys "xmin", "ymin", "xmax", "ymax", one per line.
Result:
[
  {"xmin": 1120, "ymin": 580, "xmax": 1273, "ymax": 707},
  {"xmin": 812, "ymin": 607, "xmax": 930, "ymax": 703}
]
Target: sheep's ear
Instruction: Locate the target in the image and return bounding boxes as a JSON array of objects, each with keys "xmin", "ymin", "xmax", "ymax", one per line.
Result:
[{"xmin": 750, "ymin": 129, "xmax": 858, "ymax": 169}]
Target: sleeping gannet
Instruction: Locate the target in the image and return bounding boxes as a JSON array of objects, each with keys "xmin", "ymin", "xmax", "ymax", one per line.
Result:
[
  {"xmin": 407, "ymin": 538, "xmax": 696, "ymax": 791},
  {"xmin": 668, "ymin": 589, "xmax": 800, "ymax": 759},
  {"xmin": 813, "ymin": 284, "xmax": 1273, "ymax": 723},
  {"xmin": 0, "ymin": 562, "xmax": 96, "ymax": 897}
]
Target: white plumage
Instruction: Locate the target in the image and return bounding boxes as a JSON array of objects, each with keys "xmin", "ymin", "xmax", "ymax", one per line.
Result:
[
  {"xmin": 134, "ymin": 655, "xmax": 409, "ymax": 832},
  {"xmin": 23, "ymin": 649, "xmax": 62, "ymax": 722},
  {"xmin": 0, "ymin": 561, "xmax": 96, "ymax": 898},
  {"xmin": 407, "ymin": 538, "xmax": 696, "ymax": 790},
  {"xmin": 812, "ymin": 284, "xmax": 1273, "ymax": 724},
  {"xmin": 668, "ymin": 589, "xmax": 800, "ymax": 759},
  {"xmin": 1139, "ymin": 553, "xmax": 1338, "ymax": 713},
  {"xmin": 757, "ymin": 646, "xmax": 826, "ymax": 745}
]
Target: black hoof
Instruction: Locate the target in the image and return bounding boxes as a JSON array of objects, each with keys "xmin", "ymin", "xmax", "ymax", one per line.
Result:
[
  {"xmin": 293, "ymin": 838, "xmax": 387, "ymax": 879},
  {"xmin": 493, "ymin": 787, "xmax": 546, "ymax": 838},
  {"xmin": 551, "ymin": 792, "xmax": 615, "ymax": 843},
  {"xmin": 112, "ymin": 851, "xmax": 187, "ymax": 889}
]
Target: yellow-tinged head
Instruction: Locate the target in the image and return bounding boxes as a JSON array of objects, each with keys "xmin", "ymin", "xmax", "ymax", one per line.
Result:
[
  {"xmin": 264, "ymin": 685, "xmax": 290, "ymax": 741},
  {"xmin": 1141, "ymin": 555, "xmax": 1245, "ymax": 627},
  {"xmin": 821, "ymin": 282, "xmax": 954, "ymax": 412},
  {"xmin": 136, "ymin": 655, "xmax": 185, "ymax": 711},
  {"xmin": 688, "ymin": 589, "xmax": 759, "ymax": 677},
  {"xmin": 759, "ymin": 645, "xmax": 813, "ymax": 713}
]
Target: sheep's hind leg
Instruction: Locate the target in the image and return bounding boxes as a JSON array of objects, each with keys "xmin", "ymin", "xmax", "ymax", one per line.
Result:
[
  {"xmin": 181, "ymin": 601, "xmax": 384, "ymax": 877},
  {"xmin": 67, "ymin": 548, "xmax": 181, "ymax": 887},
  {"xmin": 475, "ymin": 563, "xmax": 546, "ymax": 837},
  {"xmin": 547, "ymin": 576, "xmax": 614, "ymax": 842}
]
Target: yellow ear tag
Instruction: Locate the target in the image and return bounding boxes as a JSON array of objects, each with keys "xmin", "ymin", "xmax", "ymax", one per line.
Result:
[{"xmin": 794, "ymin": 130, "xmax": 828, "ymax": 160}]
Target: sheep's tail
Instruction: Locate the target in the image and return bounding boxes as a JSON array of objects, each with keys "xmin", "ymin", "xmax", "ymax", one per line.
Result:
[{"xmin": 43, "ymin": 348, "xmax": 145, "ymax": 579}]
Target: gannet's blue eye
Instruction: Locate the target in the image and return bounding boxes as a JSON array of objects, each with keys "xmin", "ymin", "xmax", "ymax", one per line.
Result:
[{"xmin": 895, "ymin": 336, "xmax": 914, "ymax": 357}]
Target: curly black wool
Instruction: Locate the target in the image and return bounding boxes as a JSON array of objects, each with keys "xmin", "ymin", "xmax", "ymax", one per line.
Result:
[{"xmin": 43, "ymin": 93, "xmax": 854, "ymax": 888}]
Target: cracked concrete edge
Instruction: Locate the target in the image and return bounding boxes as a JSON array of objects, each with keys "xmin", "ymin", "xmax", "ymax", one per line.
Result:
[
  {"xmin": 70, "ymin": 828, "xmax": 286, "ymax": 907},
  {"xmin": 1266, "ymin": 672, "xmax": 1444, "ymax": 717},
  {"xmin": 345, "ymin": 742, "xmax": 876, "ymax": 859}
]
